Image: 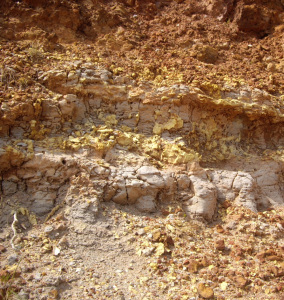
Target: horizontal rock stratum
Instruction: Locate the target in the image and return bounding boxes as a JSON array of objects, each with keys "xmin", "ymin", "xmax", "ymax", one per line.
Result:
[{"xmin": 1, "ymin": 61, "xmax": 283, "ymax": 220}]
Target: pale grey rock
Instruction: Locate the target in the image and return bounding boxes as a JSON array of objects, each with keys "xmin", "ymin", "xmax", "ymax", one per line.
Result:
[
  {"xmin": 17, "ymin": 290, "xmax": 29, "ymax": 300},
  {"xmin": 144, "ymin": 174, "xmax": 165, "ymax": 188},
  {"xmin": 91, "ymin": 165, "xmax": 110, "ymax": 177},
  {"xmin": 120, "ymin": 167, "xmax": 136, "ymax": 179},
  {"xmin": 11, "ymin": 127, "xmax": 25, "ymax": 138},
  {"xmin": 135, "ymin": 195, "xmax": 156, "ymax": 213},
  {"xmin": 8, "ymin": 254, "xmax": 18, "ymax": 265},
  {"xmin": 142, "ymin": 247, "xmax": 155, "ymax": 256},
  {"xmin": 137, "ymin": 165, "xmax": 164, "ymax": 188},
  {"xmin": 209, "ymin": 170, "xmax": 237, "ymax": 202},
  {"xmin": 34, "ymin": 273, "xmax": 42, "ymax": 281},
  {"xmin": 2, "ymin": 180, "xmax": 17, "ymax": 196},
  {"xmin": 233, "ymin": 172, "xmax": 257, "ymax": 212},
  {"xmin": 59, "ymin": 94, "xmax": 86, "ymax": 122},
  {"xmin": 253, "ymin": 162, "xmax": 284, "ymax": 207},
  {"xmin": 161, "ymin": 172, "xmax": 177, "ymax": 198},
  {"xmin": 254, "ymin": 162, "xmax": 280, "ymax": 186},
  {"xmin": 137, "ymin": 165, "xmax": 160, "ymax": 176},
  {"xmin": 43, "ymin": 275, "xmax": 63, "ymax": 286},
  {"xmin": 122, "ymin": 171, "xmax": 136, "ymax": 179},
  {"xmin": 113, "ymin": 179, "xmax": 126, "ymax": 190},
  {"xmin": 125, "ymin": 179, "xmax": 145, "ymax": 204},
  {"xmin": 261, "ymin": 186, "xmax": 283, "ymax": 206},
  {"xmin": 31, "ymin": 197, "xmax": 54, "ymax": 215},
  {"xmin": 44, "ymin": 225, "xmax": 54, "ymax": 233},
  {"xmin": 137, "ymin": 228, "xmax": 145, "ymax": 236},
  {"xmin": 16, "ymin": 142, "xmax": 27, "ymax": 147},
  {"xmin": 68, "ymin": 198, "xmax": 99, "ymax": 223},
  {"xmin": 183, "ymin": 172, "xmax": 217, "ymax": 220},
  {"xmin": 177, "ymin": 174, "xmax": 191, "ymax": 190},
  {"xmin": 3, "ymin": 65, "xmax": 284, "ymax": 220}
]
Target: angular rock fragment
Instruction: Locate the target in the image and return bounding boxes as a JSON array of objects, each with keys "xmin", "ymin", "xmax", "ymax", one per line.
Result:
[
  {"xmin": 183, "ymin": 171, "xmax": 217, "ymax": 220},
  {"xmin": 233, "ymin": 172, "xmax": 257, "ymax": 212},
  {"xmin": 135, "ymin": 195, "xmax": 156, "ymax": 213},
  {"xmin": 197, "ymin": 283, "xmax": 214, "ymax": 299}
]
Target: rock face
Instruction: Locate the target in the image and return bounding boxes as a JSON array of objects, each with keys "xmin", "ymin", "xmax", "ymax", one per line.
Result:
[
  {"xmin": 184, "ymin": 172, "xmax": 217, "ymax": 220},
  {"xmin": 0, "ymin": 0, "xmax": 283, "ymax": 222},
  {"xmin": 0, "ymin": 61, "xmax": 284, "ymax": 220},
  {"xmin": 0, "ymin": 2, "xmax": 284, "ymax": 300},
  {"xmin": 1, "ymin": 146, "xmax": 283, "ymax": 221}
]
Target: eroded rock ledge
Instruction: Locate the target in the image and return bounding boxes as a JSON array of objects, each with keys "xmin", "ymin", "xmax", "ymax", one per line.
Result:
[
  {"xmin": 1, "ymin": 150, "xmax": 283, "ymax": 221},
  {"xmin": 1, "ymin": 62, "xmax": 284, "ymax": 221}
]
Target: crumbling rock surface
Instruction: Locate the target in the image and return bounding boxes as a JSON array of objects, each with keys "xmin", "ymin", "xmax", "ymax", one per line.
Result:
[
  {"xmin": 1, "ymin": 146, "xmax": 283, "ymax": 221},
  {"xmin": 207, "ymin": 0, "xmax": 284, "ymax": 35},
  {"xmin": 0, "ymin": 1, "xmax": 284, "ymax": 299},
  {"xmin": 1, "ymin": 60, "xmax": 284, "ymax": 220}
]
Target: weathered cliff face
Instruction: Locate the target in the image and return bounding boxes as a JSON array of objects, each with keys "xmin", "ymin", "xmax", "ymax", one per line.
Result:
[
  {"xmin": 1, "ymin": 1, "xmax": 284, "ymax": 299},
  {"xmin": 1, "ymin": 0, "xmax": 284, "ymax": 221},
  {"xmin": 1, "ymin": 61, "xmax": 283, "ymax": 221}
]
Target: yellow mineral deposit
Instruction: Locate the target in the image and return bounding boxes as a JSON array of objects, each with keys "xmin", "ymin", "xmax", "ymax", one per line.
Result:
[
  {"xmin": 120, "ymin": 125, "xmax": 132, "ymax": 132},
  {"xmin": 26, "ymin": 140, "xmax": 34, "ymax": 156},
  {"xmin": 29, "ymin": 120, "xmax": 50, "ymax": 140},
  {"xmin": 104, "ymin": 114, "xmax": 118, "ymax": 127},
  {"xmin": 201, "ymin": 82, "xmax": 221, "ymax": 99},
  {"xmin": 153, "ymin": 114, "xmax": 183, "ymax": 135},
  {"xmin": 116, "ymin": 132, "xmax": 133, "ymax": 147},
  {"xmin": 161, "ymin": 144, "xmax": 199, "ymax": 165}
]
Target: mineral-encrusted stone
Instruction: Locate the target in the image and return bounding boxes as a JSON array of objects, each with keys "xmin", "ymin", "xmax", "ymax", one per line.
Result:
[{"xmin": 58, "ymin": 94, "xmax": 86, "ymax": 122}]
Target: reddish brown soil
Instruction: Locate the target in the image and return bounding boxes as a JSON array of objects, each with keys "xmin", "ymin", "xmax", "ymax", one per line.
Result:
[{"xmin": 1, "ymin": 0, "xmax": 283, "ymax": 94}]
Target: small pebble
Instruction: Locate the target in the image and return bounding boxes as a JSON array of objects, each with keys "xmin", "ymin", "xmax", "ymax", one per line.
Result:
[
  {"xmin": 137, "ymin": 228, "xmax": 145, "ymax": 236},
  {"xmin": 34, "ymin": 272, "xmax": 42, "ymax": 281},
  {"xmin": 8, "ymin": 254, "xmax": 18, "ymax": 265},
  {"xmin": 44, "ymin": 225, "xmax": 54, "ymax": 233},
  {"xmin": 18, "ymin": 290, "xmax": 29, "ymax": 300}
]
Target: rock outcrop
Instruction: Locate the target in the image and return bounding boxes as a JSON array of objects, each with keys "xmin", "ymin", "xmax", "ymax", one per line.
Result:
[
  {"xmin": 0, "ymin": 0, "xmax": 283, "ymax": 223},
  {"xmin": 0, "ymin": 2, "xmax": 284, "ymax": 299},
  {"xmin": 1, "ymin": 60, "xmax": 284, "ymax": 221}
]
